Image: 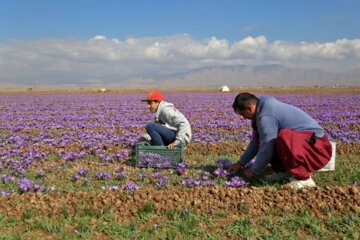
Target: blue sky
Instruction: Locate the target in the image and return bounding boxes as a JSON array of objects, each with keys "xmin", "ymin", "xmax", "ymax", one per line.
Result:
[
  {"xmin": 1, "ymin": 0, "xmax": 359, "ymax": 42},
  {"xmin": 0, "ymin": 0, "xmax": 360, "ymax": 88}
]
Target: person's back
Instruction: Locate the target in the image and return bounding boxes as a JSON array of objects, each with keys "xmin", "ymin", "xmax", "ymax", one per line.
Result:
[
  {"xmin": 155, "ymin": 101, "xmax": 191, "ymax": 145},
  {"xmin": 257, "ymin": 96, "xmax": 324, "ymax": 137}
]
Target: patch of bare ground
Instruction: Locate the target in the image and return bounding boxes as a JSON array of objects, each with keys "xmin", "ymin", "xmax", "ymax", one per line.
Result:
[
  {"xmin": 1, "ymin": 185, "xmax": 358, "ymax": 224},
  {"xmin": 336, "ymin": 142, "xmax": 360, "ymax": 155}
]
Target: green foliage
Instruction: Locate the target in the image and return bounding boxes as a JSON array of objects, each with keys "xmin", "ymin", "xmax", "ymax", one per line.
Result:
[{"xmin": 224, "ymin": 216, "xmax": 257, "ymax": 238}]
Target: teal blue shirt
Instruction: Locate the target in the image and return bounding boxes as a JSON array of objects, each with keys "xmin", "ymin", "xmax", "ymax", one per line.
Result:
[{"xmin": 239, "ymin": 96, "xmax": 324, "ymax": 174}]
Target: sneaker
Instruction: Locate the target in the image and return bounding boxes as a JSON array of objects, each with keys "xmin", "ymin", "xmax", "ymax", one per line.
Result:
[
  {"xmin": 286, "ymin": 176, "xmax": 316, "ymax": 190},
  {"xmin": 264, "ymin": 172, "xmax": 291, "ymax": 181},
  {"xmin": 142, "ymin": 133, "xmax": 151, "ymax": 142}
]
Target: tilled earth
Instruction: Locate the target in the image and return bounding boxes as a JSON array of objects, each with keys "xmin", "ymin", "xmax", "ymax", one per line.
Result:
[{"xmin": 1, "ymin": 185, "xmax": 359, "ymax": 223}]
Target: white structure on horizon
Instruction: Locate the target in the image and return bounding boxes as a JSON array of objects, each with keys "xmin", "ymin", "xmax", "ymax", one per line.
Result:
[
  {"xmin": 100, "ymin": 88, "xmax": 107, "ymax": 92},
  {"xmin": 219, "ymin": 85, "xmax": 230, "ymax": 92}
]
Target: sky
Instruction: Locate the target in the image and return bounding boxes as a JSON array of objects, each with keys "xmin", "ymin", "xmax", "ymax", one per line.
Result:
[{"xmin": 0, "ymin": 0, "xmax": 360, "ymax": 88}]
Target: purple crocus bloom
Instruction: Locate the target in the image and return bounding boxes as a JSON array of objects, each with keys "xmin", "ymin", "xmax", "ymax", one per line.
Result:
[
  {"xmin": 225, "ymin": 177, "xmax": 249, "ymax": 188},
  {"xmin": 72, "ymin": 175, "xmax": 81, "ymax": 181},
  {"xmin": 115, "ymin": 166, "xmax": 125, "ymax": 172},
  {"xmin": 214, "ymin": 167, "xmax": 229, "ymax": 178},
  {"xmin": 156, "ymin": 176, "xmax": 169, "ymax": 189},
  {"xmin": 78, "ymin": 168, "xmax": 89, "ymax": 176},
  {"xmin": 96, "ymin": 172, "xmax": 112, "ymax": 180},
  {"xmin": 17, "ymin": 178, "xmax": 33, "ymax": 193},
  {"xmin": 122, "ymin": 181, "xmax": 140, "ymax": 191},
  {"xmin": 152, "ymin": 172, "xmax": 162, "ymax": 178},
  {"xmin": 139, "ymin": 173, "xmax": 148, "ymax": 180},
  {"xmin": 216, "ymin": 159, "xmax": 233, "ymax": 169},
  {"xmin": 349, "ymin": 214, "xmax": 354, "ymax": 223},
  {"xmin": 116, "ymin": 172, "xmax": 126, "ymax": 178}
]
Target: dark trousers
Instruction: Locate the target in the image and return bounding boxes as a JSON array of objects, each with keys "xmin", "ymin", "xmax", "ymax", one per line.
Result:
[{"xmin": 145, "ymin": 122, "xmax": 176, "ymax": 146}]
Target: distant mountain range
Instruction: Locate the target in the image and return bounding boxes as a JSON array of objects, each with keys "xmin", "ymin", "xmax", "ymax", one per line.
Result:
[
  {"xmin": 156, "ymin": 64, "xmax": 360, "ymax": 88},
  {"xmin": 1, "ymin": 64, "xmax": 359, "ymax": 89}
]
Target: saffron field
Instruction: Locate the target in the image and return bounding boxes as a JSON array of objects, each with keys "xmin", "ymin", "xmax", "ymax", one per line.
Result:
[{"xmin": 0, "ymin": 91, "xmax": 359, "ymax": 239}]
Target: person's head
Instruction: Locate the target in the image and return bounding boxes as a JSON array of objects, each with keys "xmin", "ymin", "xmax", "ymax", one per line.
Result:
[
  {"xmin": 232, "ymin": 92, "xmax": 259, "ymax": 120},
  {"xmin": 141, "ymin": 91, "xmax": 164, "ymax": 113}
]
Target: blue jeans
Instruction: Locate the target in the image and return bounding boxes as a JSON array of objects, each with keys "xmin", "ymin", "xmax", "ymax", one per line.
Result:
[{"xmin": 145, "ymin": 122, "xmax": 176, "ymax": 146}]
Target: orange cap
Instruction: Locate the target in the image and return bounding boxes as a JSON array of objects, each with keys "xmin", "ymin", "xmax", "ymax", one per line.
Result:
[{"xmin": 141, "ymin": 91, "xmax": 164, "ymax": 102}]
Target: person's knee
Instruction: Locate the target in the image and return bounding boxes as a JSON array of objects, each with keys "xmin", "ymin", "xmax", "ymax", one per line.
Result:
[{"xmin": 145, "ymin": 122, "xmax": 156, "ymax": 132}]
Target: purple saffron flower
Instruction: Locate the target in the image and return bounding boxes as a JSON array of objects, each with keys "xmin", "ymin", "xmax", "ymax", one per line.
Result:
[
  {"xmin": 122, "ymin": 181, "xmax": 140, "ymax": 192},
  {"xmin": 176, "ymin": 162, "xmax": 189, "ymax": 174},
  {"xmin": 72, "ymin": 175, "xmax": 81, "ymax": 181},
  {"xmin": 139, "ymin": 173, "xmax": 148, "ymax": 180},
  {"xmin": 115, "ymin": 166, "xmax": 125, "ymax": 172},
  {"xmin": 17, "ymin": 178, "xmax": 33, "ymax": 193},
  {"xmin": 156, "ymin": 176, "xmax": 169, "ymax": 189},
  {"xmin": 225, "ymin": 177, "xmax": 249, "ymax": 188},
  {"xmin": 78, "ymin": 168, "xmax": 89, "ymax": 176},
  {"xmin": 214, "ymin": 167, "xmax": 229, "ymax": 178},
  {"xmin": 216, "ymin": 159, "xmax": 233, "ymax": 169},
  {"xmin": 116, "ymin": 172, "xmax": 126, "ymax": 178},
  {"xmin": 33, "ymin": 184, "xmax": 45, "ymax": 192},
  {"xmin": 152, "ymin": 172, "xmax": 162, "ymax": 178},
  {"xmin": 96, "ymin": 172, "xmax": 112, "ymax": 180},
  {"xmin": 349, "ymin": 214, "xmax": 354, "ymax": 224}
]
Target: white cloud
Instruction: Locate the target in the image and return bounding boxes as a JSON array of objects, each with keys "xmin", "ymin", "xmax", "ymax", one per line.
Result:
[{"xmin": 0, "ymin": 35, "xmax": 359, "ymax": 86}]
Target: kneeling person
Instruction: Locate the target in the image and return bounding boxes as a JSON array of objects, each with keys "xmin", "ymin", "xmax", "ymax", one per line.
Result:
[
  {"xmin": 228, "ymin": 93, "xmax": 332, "ymax": 189},
  {"xmin": 141, "ymin": 91, "xmax": 192, "ymax": 149}
]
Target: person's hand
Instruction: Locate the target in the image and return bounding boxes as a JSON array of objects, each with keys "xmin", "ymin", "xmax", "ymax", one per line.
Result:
[
  {"xmin": 243, "ymin": 167, "xmax": 254, "ymax": 180},
  {"xmin": 168, "ymin": 142, "xmax": 177, "ymax": 149},
  {"xmin": 228, "ymin": 162, "xmax": 243, "ymax": 174}
]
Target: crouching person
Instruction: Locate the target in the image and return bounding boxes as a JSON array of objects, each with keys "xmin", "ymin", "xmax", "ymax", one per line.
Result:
[
  {"xmin": 228, "ymin": 93, "xmax": 332, "ymax": 189},
  {"xmin": 140, "ymin": 91, "xmax": 192, "ymax": 149}
]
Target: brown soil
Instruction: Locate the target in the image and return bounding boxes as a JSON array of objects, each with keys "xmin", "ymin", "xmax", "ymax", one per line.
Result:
[{"xmin": 1, "ymin": 185, "xmax": 359, "ymax": 224}]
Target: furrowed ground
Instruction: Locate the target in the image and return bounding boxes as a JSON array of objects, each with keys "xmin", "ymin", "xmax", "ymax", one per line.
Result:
[{"xmin": 0, "ymin": 88, "xmax": 359, "ymax": 239}]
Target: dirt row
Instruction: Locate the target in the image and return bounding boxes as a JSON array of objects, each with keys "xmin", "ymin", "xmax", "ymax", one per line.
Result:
[{"xmin": 1, "ymin": 185, "xmax": 358, "ymax": 223}]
